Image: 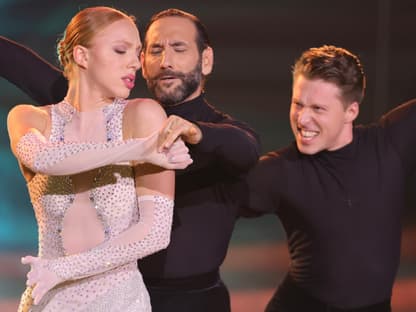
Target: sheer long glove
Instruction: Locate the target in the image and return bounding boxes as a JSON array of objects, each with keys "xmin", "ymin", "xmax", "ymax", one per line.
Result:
[
  {"xmin": 22, "ymin": 195, "xmax": 173, "ymax": 305},
  {"xmin": 21, "ymin": 256, "xmax": 61, "ymax": 305},
  {"xmin": 16, "ymin": 129, "xmax": 192, "ymax": 175}
]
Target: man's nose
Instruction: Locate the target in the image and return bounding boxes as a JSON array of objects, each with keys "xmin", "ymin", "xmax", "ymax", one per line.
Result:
[
  {"xmin": 297, "ymin": 108, "xmax": 312, "ymax": 125},
  {"xmin": 160, "ymin": 50, "xmax": 173, "ymax": 68}
]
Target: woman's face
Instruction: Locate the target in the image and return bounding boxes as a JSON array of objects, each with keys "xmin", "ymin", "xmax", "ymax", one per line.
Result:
[{"xmin": 82, "ymin": 18, "xmax": 142, "ymax": 100}]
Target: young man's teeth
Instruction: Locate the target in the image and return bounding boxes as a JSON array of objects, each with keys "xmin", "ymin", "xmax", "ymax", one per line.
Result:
[{"xmin": 301, "ymin": 130, "xmax": 317, "ymax": 138}]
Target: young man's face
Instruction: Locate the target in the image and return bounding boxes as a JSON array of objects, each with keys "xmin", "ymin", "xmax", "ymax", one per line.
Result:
[
  {"xmin": 141, "ymin": 16, "xmax": 210, "ymax": 106},
  {"xmin": 290, "ymin": 75, "xmax": 358, "ymax": 155}
]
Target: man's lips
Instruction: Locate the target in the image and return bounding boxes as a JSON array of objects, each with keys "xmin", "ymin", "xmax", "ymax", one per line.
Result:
[
  {"xmin": 296, "ymin": 127, "xmax": 319, "ymax": 143},
  {"xmin": 158, "ymin": 75, "xmax": 178, "ymax": 81},
  {"xmin": 156, "ymin": 76, "xmax": 181, "ymax": 87},
  {"xmin": 299, "ymin": 129, "xmax": 319, "ymax": 138},
  {"xmin": 156, "ymin": 70, "xmax": 184, "ymax": 81}
]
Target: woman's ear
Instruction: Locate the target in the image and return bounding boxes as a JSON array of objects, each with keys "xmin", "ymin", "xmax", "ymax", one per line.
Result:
[{"xmin": 73, "ymin": 45, "xmax": 89, "ymax": 69}]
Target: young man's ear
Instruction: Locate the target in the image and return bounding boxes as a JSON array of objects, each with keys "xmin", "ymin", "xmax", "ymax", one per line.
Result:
[
  {"xmin": 73, "ymin": 45, "xmax": 89, "ymax": 69},
  {"xmin": 345, "ymin": 101, "xmax": 359, "ymax": 123},
  {"xmin": 201, "ymin": 46, "xmax": 213, "ymax": 76}
]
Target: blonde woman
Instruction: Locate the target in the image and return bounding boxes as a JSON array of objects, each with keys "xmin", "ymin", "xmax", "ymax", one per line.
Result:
[{"xmin": 7, "ymin": 6, "xmax": 192, "ymax": 311}]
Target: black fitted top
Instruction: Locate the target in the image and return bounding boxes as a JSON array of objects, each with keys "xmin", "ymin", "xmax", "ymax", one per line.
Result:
[
  {"xmin": 140, "ymin": 94, "xmax": 260, "ymax": 279},
  {"xmin": 0, "ymin": 36, "xmax": 261, "ymax": 280},
  {"xmin": 241, "ymin": 99, "xmax": 416, "ymax": 308}
]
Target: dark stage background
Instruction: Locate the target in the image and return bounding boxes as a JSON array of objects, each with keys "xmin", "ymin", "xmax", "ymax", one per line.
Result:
[{"xmin": 0, "ymin": 0, "xmax": 415, "ymax": 311}]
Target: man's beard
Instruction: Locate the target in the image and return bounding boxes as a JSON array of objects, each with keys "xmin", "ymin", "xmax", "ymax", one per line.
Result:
[{"xmin": 146, "ymin": 62, "xmax": 202, "ymax": 107}]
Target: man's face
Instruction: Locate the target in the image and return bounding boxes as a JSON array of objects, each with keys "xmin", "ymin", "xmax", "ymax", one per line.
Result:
[
  {"xmin": 290, "ymin": 75, "xmax": 358, "ymax": 154},
  {"xmin": 141, "ymin": 16, "xmax": 205, "ymax": 106}
]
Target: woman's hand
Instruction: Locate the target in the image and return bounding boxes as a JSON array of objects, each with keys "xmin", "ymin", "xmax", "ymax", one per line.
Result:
[
  {"xmin": 22, "ymin": 255, "xmax": 62, "ymax": 305},
  {"xmin": 145, "ymin": 138, "xmax": 193, "ymax": 170},
  {"xmin": 164, "ymin": 139, "xmax": 193, "ymax": 168}
]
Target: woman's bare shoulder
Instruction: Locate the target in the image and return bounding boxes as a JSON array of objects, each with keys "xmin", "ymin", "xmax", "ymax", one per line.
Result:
[
  {"xmin": 7, "ymin": 104, "xmax": 50, "ymax": 128},
  {"xmin": 123, "ymin": 98, "xmax": 167, "ymax": 137},
  {"xmin": 126, "ymin": 98, "xmax": 166, "ymax": 118}
]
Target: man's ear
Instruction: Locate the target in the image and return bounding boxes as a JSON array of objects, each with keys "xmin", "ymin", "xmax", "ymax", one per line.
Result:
[
  {"xmin": 73, "ymin": 45, "xmax": 88, "ymax": 69},
  {"xmin": 201, "ymin": 46, "xmax": 213, "ymax": 76},
  {"xmin": 345, "ymin": 101, "xmax": 359, "ymax": 123}
]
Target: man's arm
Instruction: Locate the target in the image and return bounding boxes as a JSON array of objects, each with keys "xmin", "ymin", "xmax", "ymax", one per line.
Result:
[
  {"xmin": 222, "ymin": 150, "xmax": 284, "ymax": 218},
  {"xmin": 194, "ymin": 117, "xmax": 261, "ymax": 173},
  {"xmin": 160, "ymin": 115, "xmax": 260, "ymax": 174},
  {"xmin": 158, "ymin": 107, "xmax": 261, "ymax": 174},
  {"xmin": 0, "ymin": 36, "xmax": 67, "ymax": 104},
  {"xmin": 380, "ymin": 98, "xmax": 416, "ymax": 170}
]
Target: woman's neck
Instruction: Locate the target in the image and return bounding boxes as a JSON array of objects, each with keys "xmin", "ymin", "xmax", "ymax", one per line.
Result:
[{"xmin": 65, "ymin": 83, "xmax": 114, "ymax": 112}]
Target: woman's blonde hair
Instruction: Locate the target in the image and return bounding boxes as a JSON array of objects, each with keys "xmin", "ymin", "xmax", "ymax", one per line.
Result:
[{"xmin": 57, "ymin": 6, "xmax": 136, "ymax": 79}]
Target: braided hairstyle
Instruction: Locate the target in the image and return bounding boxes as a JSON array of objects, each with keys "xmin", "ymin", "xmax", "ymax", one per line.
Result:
[{"xmin": 57, "ymin": 6, "xmax": 136, "ymax": 79}]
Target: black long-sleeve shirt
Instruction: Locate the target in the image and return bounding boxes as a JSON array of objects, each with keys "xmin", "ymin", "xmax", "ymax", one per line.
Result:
[
  {"xmin": 0, "ymin": 36, "xmax": 261, "ymax": 279},
  {"xmin": 240, "ymin": 99, "xmax": 416, "ymax": 308},
  {"xmin": 141, "ymin": 95, "xmax": 260, "ymax": 278},
  {"xmin": 0, "ymin": 36, "xmax": 67, "ymax": 104}
]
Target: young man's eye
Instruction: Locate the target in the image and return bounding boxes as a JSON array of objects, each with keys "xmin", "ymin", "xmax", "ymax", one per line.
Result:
[
  {"xmin": 115, "ymin": 49, "xmax": 126, "ymax": 54},
  {"xmin": 292, "ymin": 101, "xmax": 302, "ymax": 109}
]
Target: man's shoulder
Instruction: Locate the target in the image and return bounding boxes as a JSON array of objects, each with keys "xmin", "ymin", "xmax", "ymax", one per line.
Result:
[{"xmin": 260, "ymin": 143, "xmax": 297, "ymax": 162}]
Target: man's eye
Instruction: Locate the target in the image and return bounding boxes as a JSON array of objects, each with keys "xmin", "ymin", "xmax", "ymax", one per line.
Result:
[
  {"xmin": 150, "ymin": 50, "xmax": 161, "ymax": 55},
  {"xmin": 115, "ymin": 49, "xmax": 126, "ymax": 54}
]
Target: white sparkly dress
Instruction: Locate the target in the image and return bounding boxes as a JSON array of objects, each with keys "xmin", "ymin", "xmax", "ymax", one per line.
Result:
[{"xmin": 17, "ymin": 99, "xmax": 173, "ymax": 312}]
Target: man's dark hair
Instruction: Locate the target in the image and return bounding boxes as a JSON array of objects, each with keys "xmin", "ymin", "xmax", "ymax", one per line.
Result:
[
  {"xmin": 142, "ymin": 8, "xmax": 211, "ymax": 54},
  {"xmin": 293, "ymin": 45, "xmax": 366, "ymax": 105}
]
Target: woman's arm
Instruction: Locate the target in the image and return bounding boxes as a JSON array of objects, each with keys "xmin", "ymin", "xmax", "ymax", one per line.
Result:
[{"xmin": 7, "ymin": 103, "xmax": 191, "ymax": 177}]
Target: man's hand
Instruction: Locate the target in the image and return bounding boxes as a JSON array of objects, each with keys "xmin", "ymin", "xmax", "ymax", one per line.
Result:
[{"xmin": 158, "ymin": 115, "xmax": 202, "ymax": 152}]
